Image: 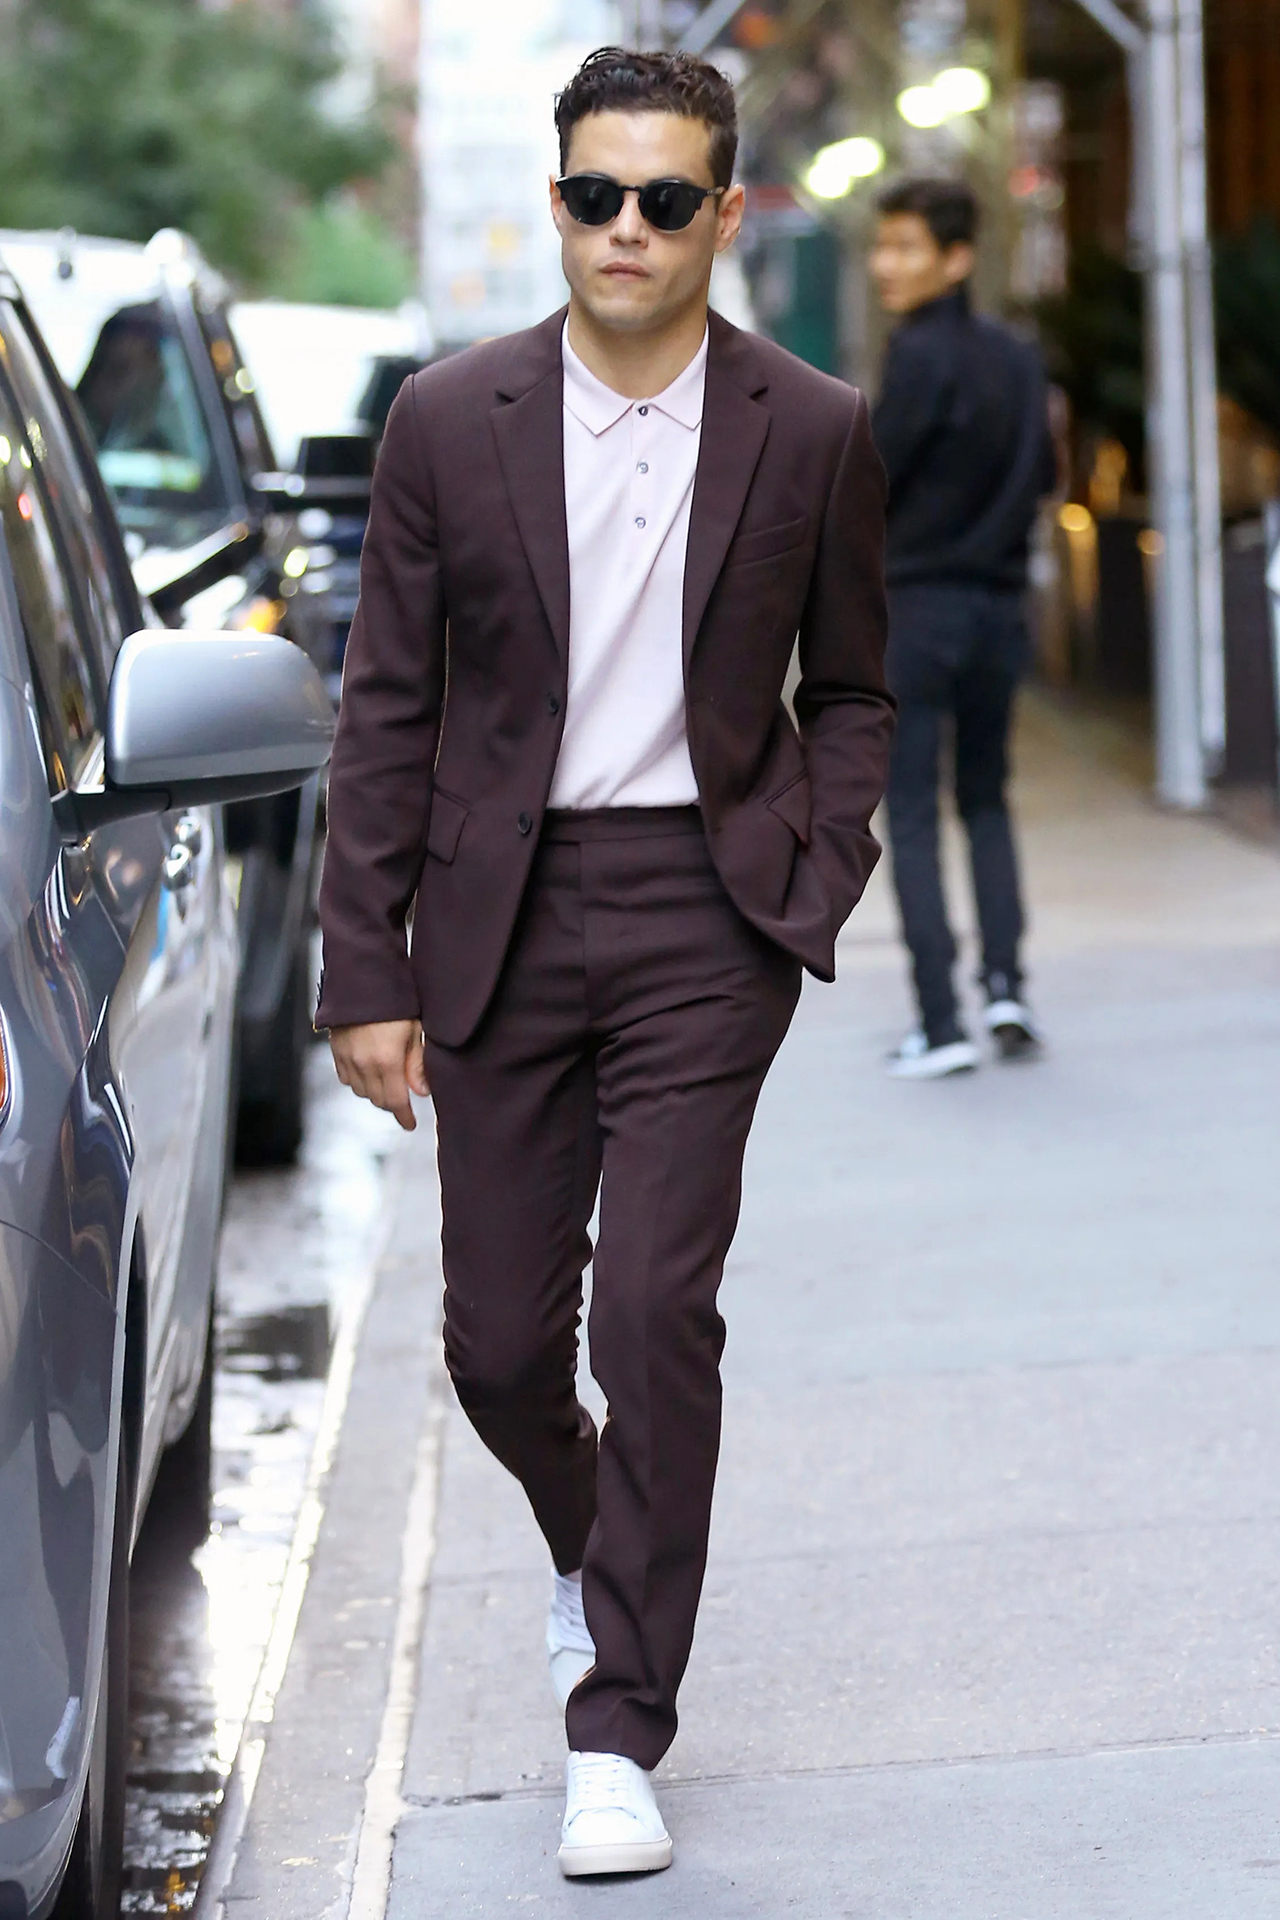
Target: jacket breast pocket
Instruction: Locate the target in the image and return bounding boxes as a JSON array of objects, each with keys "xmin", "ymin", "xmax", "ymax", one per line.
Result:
[
  {"xmin": 426, "ymin": 786, "xmax": 469, "ymax": 865},
  {"xmin": 725, "ymin": 515, "xmax": 810, "ymax": 568}
]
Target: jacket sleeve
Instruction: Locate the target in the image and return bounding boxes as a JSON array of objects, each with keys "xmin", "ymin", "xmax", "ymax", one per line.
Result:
[
  {"xmin": 794, "ymin": 391, "xmax": 895, "ymax": 938},
  {"xmin": 870, "ymin": 326, "xmax": 946, "ymax": 498},
  {"xmin": 315, "ymin": 378, "xmax": 445, "ymax": 1029},
  {"xmin": 1037, "ymin": 369, "xmax": 1059, "ymax": 499}
]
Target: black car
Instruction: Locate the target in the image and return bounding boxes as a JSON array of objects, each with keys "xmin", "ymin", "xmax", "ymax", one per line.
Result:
[
  {"xmin": 0, "ymin": 226, "xmax": 342, "ymax": 1163},
  {"xmin": 271, "ymin": 356, "xmax": 428, "ymax": 701},
  {"xmin": 288, "ymin": 430, "xmax": 376, "ymax": 702}
]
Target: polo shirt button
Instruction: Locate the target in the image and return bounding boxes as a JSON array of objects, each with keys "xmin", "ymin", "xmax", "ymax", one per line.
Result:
[
  {"xmin": 638, "ymin": 404, "xmax": 649, "ymax": 415},
  {"xmin": 547, "ymin": 691, "xmax": 560, "ymax": 715},
  {"xmin": 517, "ymin": 811, "xmax": 533, "ymax": 835},
  {"xmin": 634, "ymin": 516, "xmax": 646, "ymax": 529}
]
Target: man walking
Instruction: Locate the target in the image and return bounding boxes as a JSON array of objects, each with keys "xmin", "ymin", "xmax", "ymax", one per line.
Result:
[
  {"xmin": 318, "ymin": 46, "xmax": 892, "ymax": 1876},
  {"xmin": 870, "ymin": 177, "xmax": 1055, "ymax": 1078}
]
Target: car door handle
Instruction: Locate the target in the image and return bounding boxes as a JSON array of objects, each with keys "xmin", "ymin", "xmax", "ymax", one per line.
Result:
[{"xmin": 162, "ymin": 843, "xmax": 196, "ymax": 892}]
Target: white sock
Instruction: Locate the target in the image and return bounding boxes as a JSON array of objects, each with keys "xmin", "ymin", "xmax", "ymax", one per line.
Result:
[{"xmin": 551, "ymin": 1569, "xmax": 593, "ymax": 1653}]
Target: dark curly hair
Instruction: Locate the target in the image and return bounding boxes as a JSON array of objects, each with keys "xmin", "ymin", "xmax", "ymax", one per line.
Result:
[{"xmin": 555, "ymin": 46, "xmax": 738, "ymax": 190}]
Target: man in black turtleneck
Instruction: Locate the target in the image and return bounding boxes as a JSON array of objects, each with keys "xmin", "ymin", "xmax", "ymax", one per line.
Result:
[{"xmin": 870, "ymin": 176, "xmax": 1056, "ymax": 1079}]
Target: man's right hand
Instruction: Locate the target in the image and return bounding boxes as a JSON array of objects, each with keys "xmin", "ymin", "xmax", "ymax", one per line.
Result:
[{"xmin": 329, "ymin": 1019, "xmax": 429, "ymax": 1132}]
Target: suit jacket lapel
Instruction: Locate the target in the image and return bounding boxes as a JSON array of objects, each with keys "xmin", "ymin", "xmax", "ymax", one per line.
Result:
[
  {"xmin": 682, "ymin": 344, "xmax": 770, "ymax": 670},
  {"xmin": 491, "ymin": 327, "xmax": 570, "ymax": 668}
]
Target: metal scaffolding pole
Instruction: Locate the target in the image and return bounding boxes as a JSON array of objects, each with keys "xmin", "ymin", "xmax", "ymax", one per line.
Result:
[
  {"xmin": 1146, "ymin": 0, "xmax": 1205, "ymax": 804},
  {"xmin": 1071, "ymin": 0, "xmax": 1221, "ymax": 808},
  {"xmin": 627, "ymin": 0, "xmax": 668, "ymax": 45},
  {"xmin": 1177, "ymin": 0, "xmax": 1225, "ymax": 767},
  {"xmin": 679, "ymin": 0, "xmax": 750, "ymax": 54}
]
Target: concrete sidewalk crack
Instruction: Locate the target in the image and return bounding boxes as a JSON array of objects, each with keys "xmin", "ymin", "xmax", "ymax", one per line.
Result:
[{"xmin": 398, "ymin": 1724, "xmax": 1280, "ymax": 1812}]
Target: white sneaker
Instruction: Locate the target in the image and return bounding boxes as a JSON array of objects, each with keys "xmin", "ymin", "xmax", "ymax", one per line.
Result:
[
  {"xmin": 547, "ymin": 1570, "xmax": 595, "ymax": 1708},
  {"xmin": 984, "ymin": 998, "xmax": 1042, "ymax": 1059},
  {"xmin": 558, "ymin": 1751, "xmax": 673, "ymax": 1877},
  {"xmin": 886, "ymin": 1029, "xmax": 979, "ymax": 1079}
]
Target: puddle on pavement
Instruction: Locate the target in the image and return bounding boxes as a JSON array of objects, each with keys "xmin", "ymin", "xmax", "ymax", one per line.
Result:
[
  {"xmin": 220, "ymin": 1302, "xmax": 333, "ymax": 1385},
  {"xmin": 120, "ymin": 1055, "xmax": 406, "ymax": 1913}
]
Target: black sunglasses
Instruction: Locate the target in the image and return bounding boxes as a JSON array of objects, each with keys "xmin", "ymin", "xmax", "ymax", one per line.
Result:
[{"xmin": 556, "ymin": 173, "xmax": 725, "ymax": 233}]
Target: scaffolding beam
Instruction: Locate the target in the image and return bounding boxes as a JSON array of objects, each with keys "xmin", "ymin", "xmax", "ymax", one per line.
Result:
[{"xmin": 1072, "ymin": 0, "xmax": 1223, "ymax": 807}]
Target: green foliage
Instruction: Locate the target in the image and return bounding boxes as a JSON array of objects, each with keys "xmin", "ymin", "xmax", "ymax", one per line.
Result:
[
  {"xmin": 1215, "ymin": 217, "xmax": 1280, "ymax": 443},
  {"xmin": 1038, "ymin": 224, "xmax": 1280, "ymax": 471},
  {"xmin": 276, "ymin": 199, "xmax": 415, "ymax": 310},
  {"xmin": 1035, "ymin": 248, "xmax": 1146, "ymax": 477},
  {"xmin": 0, "ymin": 0, "xmax": 395, "ymax": 289}
]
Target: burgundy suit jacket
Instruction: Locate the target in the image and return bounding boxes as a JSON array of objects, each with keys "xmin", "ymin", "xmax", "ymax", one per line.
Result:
[{"xmin": 316, "ymin": 307, "xmax": 893, "ymax": 1046}]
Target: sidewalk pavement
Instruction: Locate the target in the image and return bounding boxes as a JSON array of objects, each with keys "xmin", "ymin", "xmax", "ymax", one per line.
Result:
[{"xmin": 223, "ymin": 691, "xmax": 1280, "ymax": 1919}]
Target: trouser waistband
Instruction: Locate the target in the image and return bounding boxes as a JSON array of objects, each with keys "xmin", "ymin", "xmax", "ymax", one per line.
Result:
[{"xmin": 540, "ymin": 804, "xmax": 703, "ymax": 844}]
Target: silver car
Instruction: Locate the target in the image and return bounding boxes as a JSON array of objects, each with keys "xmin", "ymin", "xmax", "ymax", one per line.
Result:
[
  {"xmin": 2, "ymin": 226, "xmax": 340, "ymax": 1167},
  {"xmin": 0, "ymin": 267, "xmax": 333, "ymax": 1916}
]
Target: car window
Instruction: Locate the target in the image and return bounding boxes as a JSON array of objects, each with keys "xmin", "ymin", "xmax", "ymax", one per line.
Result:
[
  {"xmin": 359, "ymin": 355, "xmax": 428, "ymax": 443},
  {"xmin": 0, "ymin": 300, "xmax": 132, "ymax": 697},
  {"xmin": 198, "ymin": 305, "xmax": 276, "ymax": 476},
  {"xmin": 76, "ymin": 299, "xmax": 237, "ymax": 551},
  {"xmin": 0, "ymin": 380, "xmax": 102, "ymax": 790}
]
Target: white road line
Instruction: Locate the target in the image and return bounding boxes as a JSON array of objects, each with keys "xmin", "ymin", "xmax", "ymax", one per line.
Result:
[{"xmin": 346, "ymin": 1384, "xmax": 446, "ymax": 1920}]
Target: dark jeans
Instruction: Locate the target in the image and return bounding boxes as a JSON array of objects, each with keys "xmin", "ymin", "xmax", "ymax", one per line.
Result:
[
  {"xmin": 426, "ymin": 806, "xmax": 801, "ymax": 1769},
  {"xmin": 885, "ymin": 583, "xmax": 1029, "ymax": 1044}
]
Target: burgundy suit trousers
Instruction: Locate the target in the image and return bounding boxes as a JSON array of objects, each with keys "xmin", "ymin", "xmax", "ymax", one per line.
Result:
[{"xmin": 425, "ymin": 806, "xmax": 802, "ymax": 1768}]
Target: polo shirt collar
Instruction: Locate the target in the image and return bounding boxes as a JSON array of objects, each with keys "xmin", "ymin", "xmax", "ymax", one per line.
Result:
[{"xmin": 561, "ymin": 322, "xmax": 708, "ymax": 436}]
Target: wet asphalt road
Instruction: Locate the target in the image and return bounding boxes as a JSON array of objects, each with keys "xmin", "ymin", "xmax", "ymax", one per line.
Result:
[{"xmin": 120, "ymin": 1045, "xmax": 404, "ymax": 1914}]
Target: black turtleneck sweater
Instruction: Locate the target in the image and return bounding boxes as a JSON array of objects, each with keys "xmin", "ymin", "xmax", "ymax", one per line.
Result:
[{"xmin": 872, "ymin": 285, "xmax": 1055, "ymax": 592}]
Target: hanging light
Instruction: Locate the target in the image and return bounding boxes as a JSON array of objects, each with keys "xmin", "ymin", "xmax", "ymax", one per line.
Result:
[
  {"xmin": 804, "ymin": 136, "xmax": 887, "ymax": 200},
  {"xmin": 932, "ymin": 67, "xmax": 992, "ymax": 115},
  {"xmin": 896, "ymin": 69, "xmax": 992, "ymax": 128},
  {"xmin": 896, "ymin": 85, "xmax": 946, "ymax": 129}
]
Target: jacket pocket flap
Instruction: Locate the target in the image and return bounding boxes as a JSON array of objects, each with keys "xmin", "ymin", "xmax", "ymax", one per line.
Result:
[
  {"xmin": 766, "ymin": 773, "xmax": 811, "ymax": 846},
  {"xmin": 727, "ymin": 515, "xmax": 809, "ymax": 566},
  {"xmin": 426, "ymin": 787, "xmax": 469, "ymax": 864}
]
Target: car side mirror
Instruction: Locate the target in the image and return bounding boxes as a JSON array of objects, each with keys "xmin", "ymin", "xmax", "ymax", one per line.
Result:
[
  {"xmin": 252, "ymin": 470, "xmax": 311, "ymax": 511},
  {"xmin": 252, "ymin": 433, "xmax": 373, "ymax": 514},
  {"xmin": 135, "ymin": 519, "xmax": 264, "ymax": 622},
  {"xmin": 296, "ymin": 431, "xmax": 376, "ymax": 482},
  {"xmin": 53, "ymin": 630, "xmax": 336, "ymax": 840}
]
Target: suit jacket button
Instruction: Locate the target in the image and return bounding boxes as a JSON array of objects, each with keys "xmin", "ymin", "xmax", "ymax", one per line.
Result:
[
  {"xmin": 517, "ymin": 811, "xmax": 533, "ymax": 835},
  {"xmin": 547, "ymin": 691, "xmax": 561, "ymax": 715}
]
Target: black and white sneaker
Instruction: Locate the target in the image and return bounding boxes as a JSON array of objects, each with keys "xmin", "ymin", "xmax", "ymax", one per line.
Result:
[
  {"xmin": 886, "ymin": 1029, "xmax": 979, "ymax": 1079},
  {"xmin": 983, "ymin": 997, "xmax": 1042, "ymax": 1060}
]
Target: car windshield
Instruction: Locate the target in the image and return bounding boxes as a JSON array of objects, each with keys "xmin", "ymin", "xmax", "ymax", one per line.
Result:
[{"xmin": 76, "ymin": 301, "xmax": 235, "ymax": 550}]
